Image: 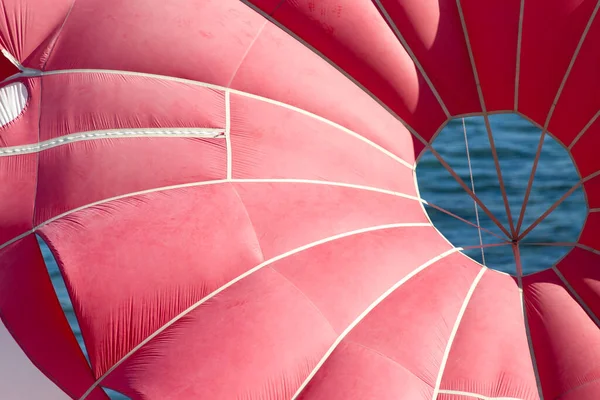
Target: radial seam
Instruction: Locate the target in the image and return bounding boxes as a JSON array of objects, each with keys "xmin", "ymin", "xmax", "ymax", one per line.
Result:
[
  {"xmin": 515, "ymin": 1, "xmax": 600, "ymax": 234},
  {"xmin": 456, "ymin": 0, "xmax": 516, "ymax": 238},
  {"xmin": 514, "ymin": 0, "xmax": 525, "ymax": 110},
  {"xmin": 373, "ymin": 0, "xmax": 450, "ymax": 117},
  {"xmin": 291, "ymin": 247, "xmax": 460, "ymax": 399},
  {"xmin": 431, "ymin": 267, "xmax": 486, "ymax": 399},
  {"xmin": 78, "ymin": 222, "xmax": 434, "ymax": 399}
]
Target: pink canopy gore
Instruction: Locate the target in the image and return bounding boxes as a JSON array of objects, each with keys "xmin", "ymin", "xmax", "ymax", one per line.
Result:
[{"xmin": 0, "ymin": 0, "xmax": 600, "ymax": 399}]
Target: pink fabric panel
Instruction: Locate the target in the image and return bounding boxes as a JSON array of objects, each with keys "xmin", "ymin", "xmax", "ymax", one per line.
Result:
[
  {"xmin": 233, "ymin": 181, "xmax": 428, "ymax": 259},
  {"xmin": 39, "ymin": 73, "xmax": 226, "ymax": 141},
  {"xmin": 34, "ymin": 137, "xmax": 226, "ymax": 223},
  {"xmin": 39, "ymin": 183, "xmax": 265, "ymax": 377},
  {"xmin": 557, "ymin": 247, "xmax": 600, "ymax": 320},
  {"xmin": 377, "ymin": 0, "xmax": 482, "ymax": 116},
  {"xmin": 230, "ymin": 22, "xmax": 417, "ymax": 164},
  {"xmin": 0, "ymin": 235, "xmax": 107, "ymax": 400},
  {"xmin": 101, "ymin": 268, "xmax": 337, "ymax": 399},
  {"xmin": 272, "ymin": 226, "xmax": 450, "ymax": 333},
  {"xmin": 0, "ymin": 0, "xmax": 72, "ymax": 67},
  {"xmin": 44, "ymin": 0, "xmax": 264, "ymax": 86},
  {"xmin": 0, "ymin": 154, "xmax": 36, "ymax": 244},
  {"xmin": 518, "ymin": 0, "xmax": 598, "ymax": 125},
  {"xmin": 229, "ymin": 93, "xmax": 415, "ymax": 194},
  {"xmin": 440, "ymin": 271, "xmax": 539, "ymax": 399},
  {"xmin": 300, "ymin": 340, "xmax": 433, "ymax": 400},
  {"xmin": 298, "ymin": 254, "xmax": 481, "ymax": 399},
  {"xmin": 523, "ymin": 269, "xmax": 600, "ymax": 399},
  {"xmin": 250, "ymin": 0, "xmax": 446, "ymax": 142},
  {"xmin": 0, "ymin": 78, "xmax": 39, "ymax": 147}
]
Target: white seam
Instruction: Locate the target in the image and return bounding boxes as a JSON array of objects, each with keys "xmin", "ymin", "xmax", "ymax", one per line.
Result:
[
  {"xmin": 0, "ymin": 178, "xmax": 423, "ymax": 252},
  {"xmin": 552, "ymin": 266, "xmax": 600, "ymax": 327},
  {"xmin": 437, "ymin": 389, "xmax": 523, "ymax": 400},
  {"xmin": 291, "ymin": 247, "xmax": 460, "ymax": 399},
  {"xmin": 373, "ymin": 0, "xmax": 450, "ymax": 117},
  {"xmin": 225, "ymin": 90, "xmax": 232, "ymax": 179},
  {"xmin": 0, "ymin": 128, "xmax": 225, "ymax": 156},
  {"xmin": 19, "ymin": 70, "xmax": 415, "ymax": 170},
  {"xmin": 514, "ymin": 0, "xmax": 525, "ymax": 110},
  {"xmin": 79, "ymin": 222, "xmax": 434, "ymax": 399},
  {"xmin": 431, "ymin": 267, "xmax": 486, "ymax": 399}
]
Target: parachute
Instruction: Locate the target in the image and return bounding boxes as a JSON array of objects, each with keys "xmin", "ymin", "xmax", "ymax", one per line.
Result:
[{"xmin": 1, "ymin": 0, "xmax": 599, "ymax": 399}]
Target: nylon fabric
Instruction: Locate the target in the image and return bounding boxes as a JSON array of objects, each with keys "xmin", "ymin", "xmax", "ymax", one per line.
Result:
[{"xmin": 0, "ymin": 0, "xmax": 599, "ymax": 399}]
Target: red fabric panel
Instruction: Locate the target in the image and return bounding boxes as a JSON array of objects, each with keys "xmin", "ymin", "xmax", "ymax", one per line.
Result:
[
  {"xmin": 0, "ymin": 0, "xmax": 72, "ymax": 66},
  {"xmin": 377, "ymin": 0, "xmax": 481, "ymax": 116},
  {"xmin": 34, "ymin": 137, "xmax": 226, "ymax": 223},
  {"xmin": 230, "ymin": 94, "xmax": 415, "ymax": 194},
  {"xmin": 272, "ymin": 226, "xmax": 450, "ymax": 332},
  {"xmin": 558, "ymin": 381, "xmax": 600, "ymax": 400},
  {"xmin": 39, "ymin": 183, "xmax": 264, "ymax": 377},
  {"xmin": 250, "ymin": 0, "xmax": 445, "ymax": 142},
  {"xmin": 0, "ymin": 55, "xmax": 18, "ymax": 82},
  {"xmin": 230, "ymin": 22, "xmax": 416, "ymax": 164},
  {"xmin": 234, "ymin": 181, "xmax": 428, "ymax": 259},
  {"xmin": 583, "ymin": 175, "xmax": 600, "ymax": 208},
  {"xmin": 0, "ymin": 235, "xmax": 107, "ymax": 400},
  {"xmin": 44, "ymin": 0, "xmax": 264, "ymax": 86},
  {"xmin": 102, "ymin": 268, "xmax": 337, "ymax": 399},
  {"xmin": 298, "ymin": 254, "xmax": 481, "ymax": 399},
  {"xmin": 0, "ymin": 78, "xmax": 40, "ymax": 147},
  {"xmin": 557, "ymin": 247, "xmax": 600, "ymax": 320},
  {"xmin": 523, "ymin": 269, "xmax": 600, "ymax": 399},
  {"xmin": 459, "ymin": 0, "xmax": 521, "ymax": 111},
  {"xmin": 518, "ymin": 0, "xmax": 597, "ymax": 125},
  {"xmin": 578, "ymin": 212, "xmax": 600, "ymax": 250},
  {"xmin": 39, "ymin": 73, "xmax": 226, "ymax": 141},
  {"xmin": 571, "ymin": 117, "xmax": 600, "ymax": 177},
  {"xmin": 440, "ymin": 271, "xmax": 539, "ymax": 400},
  {"xmin": 549, "ymin": 11, "xmax": 600, "ymax": 147},
  {"xmin": 0, "ymin": 154, "xmax": 36, "ymax": 244}
]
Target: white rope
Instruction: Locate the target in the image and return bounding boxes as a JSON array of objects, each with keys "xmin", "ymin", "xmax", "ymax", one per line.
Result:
[{"xmin": 463, "ymin": 118, "xmax": 486, "ymax": 264}]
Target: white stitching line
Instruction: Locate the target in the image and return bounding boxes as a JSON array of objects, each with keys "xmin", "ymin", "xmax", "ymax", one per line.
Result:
[
  {"xmin": 372, "ymin": 0, "xmax": 450, "ymax": 117},
  {"xmin": 432, "ymin": 267, "xmax": 486, "ymax": 399},
  {"xmin": 0, "ymin": 128, "xmax": 226, "ymax": 156},
  {"xmin": 79, "ymin": 222, "xmax": 435, "ymax": 399},
  {"xmin": 0, "ymin": 178, "xmax": 423, "ymax": 252},
  {"xmin": 15, "ymin": 70, "xmax": 415, "ymax": 170},
  {"xmin": 225, "ymin": 91, "xmax": 232, "ymax": 180},
  {"xmin": 291, "ymin": 247, "xmax": 460, "ymax": 399},
  {"xmin": 437, "ymin": 389, "xmax": 523, "ymax": 400}
]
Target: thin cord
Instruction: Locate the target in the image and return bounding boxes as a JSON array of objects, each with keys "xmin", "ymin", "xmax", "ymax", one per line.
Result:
[{"xmin": 463, "ymin": 118, "xmax": 486, "ymax": 265}]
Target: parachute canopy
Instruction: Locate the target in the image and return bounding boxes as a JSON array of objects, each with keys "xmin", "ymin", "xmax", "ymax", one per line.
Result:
[{"xmin": 1, "ymin": 1, "xmax": 600, "ymax": 399}]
